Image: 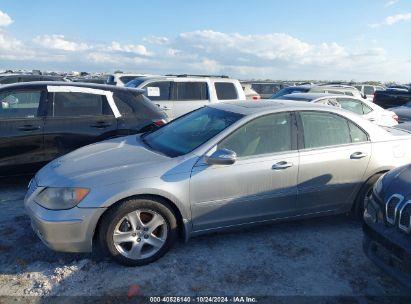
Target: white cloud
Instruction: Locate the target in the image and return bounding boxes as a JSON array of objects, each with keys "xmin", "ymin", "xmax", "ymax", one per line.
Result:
[
  {"xmin": 0, "ymin": 10, "xmax": 13, "ymax": 27},
  {"xmin": 385, "ymin": 0, "xmax": 399, "ymax": 7},
  {"xmin": 1, "ymin": 29, "xmax": 411, "ymax": 82},
  {"xmin": 33, "ymin": 34, "xmax": 90, "ymax": 51},
  {"xmin": 143, "ymin": 36, "xmax": 169, "ymax": 45},
  {"xmin": 107, "ymin": 41, "xmax": 150, "ymax": 56},
  {"xmin": 370, "ymin": 12, "xmax": 411, "ymax": 27}
]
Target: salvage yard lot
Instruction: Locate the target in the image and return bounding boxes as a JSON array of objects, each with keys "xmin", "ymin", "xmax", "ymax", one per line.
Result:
[{"xmin": 0, "ymin": 177, "xmax": 410, "ymax": 298}]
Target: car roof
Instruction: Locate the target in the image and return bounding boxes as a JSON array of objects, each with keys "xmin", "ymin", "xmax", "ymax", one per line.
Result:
[
  {"xmin": 0, "ymin": 81, "xmax": 145, "ymax": 94},
  {"xmin": 208, "ymin": 100, "xmax": 340, "ymax": 116}
]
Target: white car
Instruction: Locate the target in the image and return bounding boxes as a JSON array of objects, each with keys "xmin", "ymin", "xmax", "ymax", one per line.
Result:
[
  {"xmin": 106, "ymin": 73, "xmax": 156, "ymax": 87},
  {"xmin": 354, "ymin": 84, "xmax": 386, "ymax": 102},
  {"xmin": 279, "ymin": 93, "xmax": 398, "ymax": 127},
  {"xmin": 241, "ymin": 83, "xmax": 261, "ymax": 100}
]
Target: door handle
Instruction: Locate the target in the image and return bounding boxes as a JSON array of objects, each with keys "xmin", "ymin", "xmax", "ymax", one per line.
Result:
[
  {"xmin": 272, "ymin": 161, "xmax": 293, "ymax": 170},
  {"xmin": 155, "ymin": 104, "xmax": 170, "ymax": 110},
  {"xmin": 368, "ymin": 118, "xmax": 376, "ymax": 122},
  {"xmin": 350, "ymin": 152, "xmax": 368, "ymax": 159},
  {"xmin": 17, "ymin": 125, "xmax": 40, "ymax": 131},
  {"xmin": 90, "ymin": 122, "xmax": 111, "ymax": 128}
]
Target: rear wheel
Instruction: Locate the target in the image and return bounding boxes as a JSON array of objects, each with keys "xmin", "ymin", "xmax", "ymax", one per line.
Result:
[
  {"xmin": 99, "ymin": 198, "xmax": 177, "ymax": 266},
  {"xmin": 353, "ymin": 174, "xmax": 382, "ymax": 220}
]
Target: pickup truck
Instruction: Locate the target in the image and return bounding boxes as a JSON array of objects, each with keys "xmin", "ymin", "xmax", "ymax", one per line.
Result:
[{"xmin": 373, "ymin": 88, "xmax": 411, "ymax": 109}]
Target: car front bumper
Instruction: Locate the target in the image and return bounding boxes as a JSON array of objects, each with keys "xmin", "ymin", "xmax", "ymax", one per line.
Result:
[
  {"xmin": 363, "ymin": 210, "xmax": 411, "ymax": 288},
  {"xmin": 25, "ymin": 187, "xmax": 106, "ymax": 253}
]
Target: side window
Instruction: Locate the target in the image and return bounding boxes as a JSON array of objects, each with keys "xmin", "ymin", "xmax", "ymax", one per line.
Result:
[
  {"xmin": 143, "ymin": 81, "xmax": 171, "ymax": 101},
  {"xmin": 51, "ymin": 92, "xmax": 113, "ymax": 117},
  {"xmin": 362, "ymin": 103, "xmax": 373, "ymax": 114},
  {"xmin": 337, "ymin": 98, "xmax": 364, "ymax": 115},
  {"xmin": 0, "ymin": 90, "xmax": 41, "ymax": 118},
  {"xmin": 300, "ymin": 112, "xmax": 351, "ymax": 148},
  {"xmin": 113, "ymin": 93, "xmax": 133, "ymax": 115},
  {"xmin": 215, "ymin": 82, "xmax": 238, "ymax": 100},
  {"xmin": 175, "ymin": 82, "xmax": 208, "ymax": 101},
  {"xmin": 348, "ymin": 121, "xmax": 368, "ymax": 143},
  {"xmin": 218, "ymin": 113, "xmax": 292, "ymax": 157}
]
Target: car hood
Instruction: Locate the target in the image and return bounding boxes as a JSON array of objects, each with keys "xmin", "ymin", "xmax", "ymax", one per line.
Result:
[
  {"xmin": 35, "ymin": 135, "xmax": 184, "ymax": 187},
  {"xmin": 381, "ymin": 164, "xmax": 411, "ymax": 201}
]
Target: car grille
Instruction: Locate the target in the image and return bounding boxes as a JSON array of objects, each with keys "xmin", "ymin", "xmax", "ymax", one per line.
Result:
[
  {"xmin": 399, "ymin": 202, "xmax": 411, "ymax": 233},
  {"xmin": 386, "ymin": 195, "xmax": 403, "ymax": 225}
]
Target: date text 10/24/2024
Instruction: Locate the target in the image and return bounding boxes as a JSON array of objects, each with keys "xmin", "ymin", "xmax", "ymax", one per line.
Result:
[{"xmin": 149, "ymin": 297, "xmax": 258, "ymax": 303}]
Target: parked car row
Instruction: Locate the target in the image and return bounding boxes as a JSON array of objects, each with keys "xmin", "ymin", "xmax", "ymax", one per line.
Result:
[
  {"xmin": 24, "ymin": 100, "xmax": 411, "ymax": 266},
  {"xmin": 1, "ymin": 71, "xmax": 411, "ymax": 288}
]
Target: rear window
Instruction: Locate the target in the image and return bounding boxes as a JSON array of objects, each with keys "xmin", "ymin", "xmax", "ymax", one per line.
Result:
[
  {"xmin": 215, "ymin": 82, "xmax": 238, "ymax": 100},
  {"xmin": 364, "ymin": 86, "xmax": 375, "ymax": 95}
]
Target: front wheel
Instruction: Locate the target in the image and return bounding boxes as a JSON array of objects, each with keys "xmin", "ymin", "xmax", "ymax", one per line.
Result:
[{"xmin": 99, "ymin": 198, "xmax": 178, "ymax": 266}]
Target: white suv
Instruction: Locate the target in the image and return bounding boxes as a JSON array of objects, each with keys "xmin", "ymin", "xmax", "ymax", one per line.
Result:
[{"xmin": 126, "ymin": 75, "xmax": 246, "ymax": 120}]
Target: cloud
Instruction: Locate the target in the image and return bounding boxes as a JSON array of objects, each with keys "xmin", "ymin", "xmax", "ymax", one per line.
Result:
[
  {"xmin": 33, "ymin": 34, "xmax": 90, "ymax": 51},
  {"xmin": 385, "ymin": 0, "xmax": 399, "ymax": 7},
  {"xmin": 0, "ymin": 10, "xmax": 13, "ymax": 27},
  {"xmin": 107, "ymin": 41, "xmax": 150, "ymax": 56},
  {"xmin": 143, "ymin": 36, "xmax": 169, "ymax": 45},
  {"xmin": 370, "ymin": 12, "xmax": 411, "ymax": 27},
  {"xmin": 1, "ymin": 29, "xmax": 411, "ymax": 81}
]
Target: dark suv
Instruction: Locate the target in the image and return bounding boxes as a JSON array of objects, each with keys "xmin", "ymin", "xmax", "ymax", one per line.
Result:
[
  {"xmin": 363, "ymin": 164, "xmax": 411, "ymax": 288},
  {"xmin": 0, "ymin": 82, "xmax": 167, "ymax": 176}
]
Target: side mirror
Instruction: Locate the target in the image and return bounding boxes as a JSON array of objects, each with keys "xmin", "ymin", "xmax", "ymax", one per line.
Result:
[{"xmin": 206, "ymin": 149, "xmax": 237, "ymax": 165}]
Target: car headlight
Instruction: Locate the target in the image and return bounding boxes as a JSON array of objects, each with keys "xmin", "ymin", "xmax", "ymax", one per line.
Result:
[{"xmin": 35, "ymin": 187, "xmax": 90, "ymax": 210}]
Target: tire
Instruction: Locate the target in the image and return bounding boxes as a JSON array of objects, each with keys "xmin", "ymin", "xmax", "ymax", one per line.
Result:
[
  {"xmin": 353, "ymin": 174, "xmax": 382, "ymax": 220},
  {"xmin": 99, "ymin": 197, "xmax": 178, "ymax": 266}
]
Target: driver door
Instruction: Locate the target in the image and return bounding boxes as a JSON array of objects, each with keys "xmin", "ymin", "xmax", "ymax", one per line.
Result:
[{"xmin": 190, "ymin": 112, "xmax": 299, "ymax": 232}]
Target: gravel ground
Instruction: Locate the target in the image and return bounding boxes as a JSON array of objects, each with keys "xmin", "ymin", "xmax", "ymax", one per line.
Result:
[{"xmin": 0, "ymin": 176, "xmax": 410, "ymax": 300}]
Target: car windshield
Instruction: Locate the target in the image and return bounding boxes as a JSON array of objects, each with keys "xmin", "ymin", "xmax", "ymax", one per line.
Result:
[
  {"xmin": 271, "ymin": 87, "xmax": 309, "ymax": 99},
  {"xmin": 142, "ymin": 107, "xmax": 244, "ymax": 157},
  {"xmin": 125, "ymin": 78, "xmax": 146, "ymax": 88}
]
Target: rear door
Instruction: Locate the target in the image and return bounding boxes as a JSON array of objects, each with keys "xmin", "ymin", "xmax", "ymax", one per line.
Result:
[
  {"xmin": 171, "ymin": 81, "xmax": 209, "ymax": 119},
  {"xmin": 0, "ymin": 88, "xmax": 46, "ymax": 175},
  {"xmin": 43, "ymin": 88, "xmax": 118, "ymax": 160},
  {"xmin": 296, "ymin": 111, "xmax": 371, "ymax": 213},
  {"xmin": 140, "ymin": 81, "xmax": 173, "ymax": 118}
]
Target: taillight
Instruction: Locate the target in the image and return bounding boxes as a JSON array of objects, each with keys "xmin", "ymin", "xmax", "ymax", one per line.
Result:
[
  {"xmin": 153, "ymin": 119, "xmax": 167, "ymax": 126},
  {"xmin": 372, "ymin": 94, "xmax": 376, "ymax": 103},
  {"xmin": 252, "ymin": 95, "xmax": 261, "ymax": 101},
  {"xmin": 393, "ymin": 114, "xmax": 399, "ymax": 122}
]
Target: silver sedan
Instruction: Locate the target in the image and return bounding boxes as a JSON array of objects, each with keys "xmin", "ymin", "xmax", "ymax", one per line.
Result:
[{"xmin": 25, "ymin": 101, "xmax": 411, "ymax": 266}]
